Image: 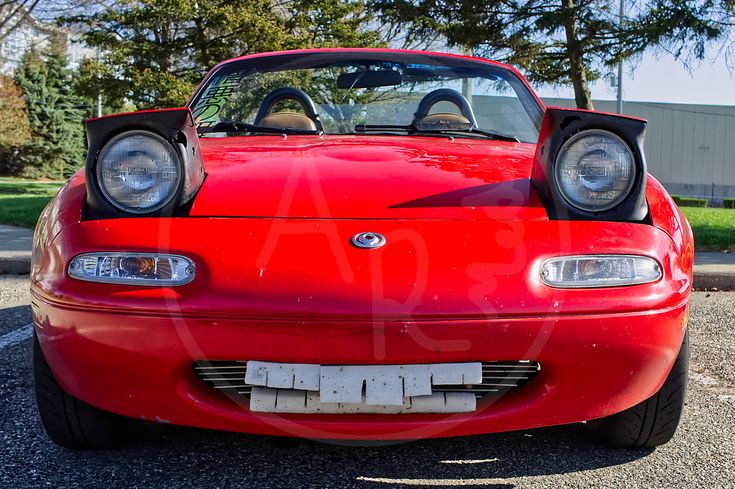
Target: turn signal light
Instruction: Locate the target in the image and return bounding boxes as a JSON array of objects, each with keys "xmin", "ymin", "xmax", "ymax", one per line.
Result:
[
  {"xmin": 68, "ymin": 253, "xmax": 195, "ymax": 286},
  {"xmin": 540, "ymin": 255, "xmax": 661, "ymax": 288}
]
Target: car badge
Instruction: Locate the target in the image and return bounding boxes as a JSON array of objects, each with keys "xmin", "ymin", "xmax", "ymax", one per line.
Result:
[{"xmin": 351, "ymin": 232, "xmax": 386, "ymax": 249}]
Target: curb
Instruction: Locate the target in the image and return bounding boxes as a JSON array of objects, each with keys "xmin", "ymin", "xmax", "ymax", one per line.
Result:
[
  {"xmin": 693, "ymin": 271, "xmax": 735, "ymax": 291},
  {"xmin": 2, "ymin": 254, "xmax": 735, "ymax": 290},
  {"xmin": 0, "ymin": 256, "xmax": 31, "ymax": 275}
]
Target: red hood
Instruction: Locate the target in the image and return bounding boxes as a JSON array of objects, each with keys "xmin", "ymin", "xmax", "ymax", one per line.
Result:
[{"xmin": 189, "ymin": 135, "xmax": 546, "ymax": 220}]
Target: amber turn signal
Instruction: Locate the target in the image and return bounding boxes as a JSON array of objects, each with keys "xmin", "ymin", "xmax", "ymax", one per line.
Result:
[{"xmin": 68, "ymin": 253, "xmax": 195, "ymax": 286}]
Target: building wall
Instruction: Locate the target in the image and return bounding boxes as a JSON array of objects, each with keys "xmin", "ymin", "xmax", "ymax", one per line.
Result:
[
  {"xmin": 0, "ymin": 21, "xmax": 54, "ymax": 74},
  {"xmin": 543, "ymin": 98, "xmax": 735, "ymax": 203},
  {"xmin": 0, "ymin": 16, "xmax": 93, "ymax": 75}
]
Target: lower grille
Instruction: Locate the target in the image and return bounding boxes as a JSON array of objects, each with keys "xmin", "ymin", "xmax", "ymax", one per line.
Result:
[{"xmin": 193, "ymin": 360, "xmax": 540, "ymax": 400}]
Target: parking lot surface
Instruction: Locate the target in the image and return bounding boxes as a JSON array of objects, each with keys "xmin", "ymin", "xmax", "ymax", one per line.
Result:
[{"xmin": 1, "ymin": 275, "xmax": 733, "ymax": 488}]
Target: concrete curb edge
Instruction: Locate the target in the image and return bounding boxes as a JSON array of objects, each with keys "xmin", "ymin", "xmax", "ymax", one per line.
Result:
[
  {"xmin": 0, "ymin": 256, "xmax": 31, "ymax": 275},
  {"xmin": 692, "ymin": 271, "xmax": 735, "ymax": 291}
]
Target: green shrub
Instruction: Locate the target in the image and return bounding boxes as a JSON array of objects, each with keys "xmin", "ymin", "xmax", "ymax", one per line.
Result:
[
  {"xmin": 724, "ymin": 198, "xmax": 735, "ymax": 209},
  {"xmin": 672, "ymin": 196, "xmax": 708, "ymax": 208}
]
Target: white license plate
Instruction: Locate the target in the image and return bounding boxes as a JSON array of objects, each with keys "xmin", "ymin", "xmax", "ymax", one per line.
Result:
[{"xmin": 245, "ymin": 361, "xmax": 482, "ymax": 414}]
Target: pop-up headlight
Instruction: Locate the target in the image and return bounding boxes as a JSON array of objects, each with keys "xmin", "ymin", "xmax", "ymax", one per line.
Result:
[
  {"xmin": 95, "ymin": 131, "xmax": 182, "ymax": 214},
  {"xmin": 554, "ymin": 130, "xmax": 636, "ymax": 212}
]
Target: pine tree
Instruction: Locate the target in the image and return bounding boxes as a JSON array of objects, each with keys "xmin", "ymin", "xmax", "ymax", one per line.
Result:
[
  {"xmin": 14, "ymin": 48, "xmax": 87, "ymax": 179},
  {"xmin": 372, "ymin": 0, "xmax": 722, "ymax": 110}
]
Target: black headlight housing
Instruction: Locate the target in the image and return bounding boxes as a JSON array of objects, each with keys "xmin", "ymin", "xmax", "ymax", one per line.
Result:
[
  {"xmin": 84, "ymin": 108, "xmax": 205, "ymax": 219},
  {"xmin": 531, "ymin": 107, "xmax": 649, "ymax": 222}
]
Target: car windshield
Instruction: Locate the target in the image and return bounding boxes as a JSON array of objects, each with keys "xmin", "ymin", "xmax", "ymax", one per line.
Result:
[{"xmin": 189, "ymin": 51, "xmax": 543, "ymax": 143}]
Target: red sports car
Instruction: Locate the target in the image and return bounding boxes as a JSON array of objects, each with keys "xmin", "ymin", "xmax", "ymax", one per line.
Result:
[{"xmin": 31, "ymin": 48, "xmax": 693, "ymax": 449}]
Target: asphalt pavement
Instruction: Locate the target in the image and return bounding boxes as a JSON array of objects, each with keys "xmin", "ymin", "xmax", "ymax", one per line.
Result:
[{"xmin": 0, "ymin": 275, "xmax": 734, "ymax": 488}]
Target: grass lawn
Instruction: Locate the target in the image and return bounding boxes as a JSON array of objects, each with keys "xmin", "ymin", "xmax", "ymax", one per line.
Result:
[
  {"xmin": 0, "ymin": 177, "xmax": 734, "ymax": 251},
  {"xmin": 681, "ymin": 207, "xmax": 735, "ymax": 251},
  {"xmin": 0, "ymin": 177, "xmax": 63, "ymax": 229}
]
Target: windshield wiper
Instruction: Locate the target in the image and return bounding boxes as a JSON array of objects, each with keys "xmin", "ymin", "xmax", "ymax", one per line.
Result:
[
  {"xmin": 354, "ymin": 124, "xmax": 520, "ymax": 143},
  {"xmin": 198, "ymin": 121, "xmax": 322, "ymax": 136}
]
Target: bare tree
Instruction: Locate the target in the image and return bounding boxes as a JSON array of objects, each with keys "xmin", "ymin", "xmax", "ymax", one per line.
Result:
[{"xmin": 0, "ymin": 1, "xmax": 42, "ymax": 43}]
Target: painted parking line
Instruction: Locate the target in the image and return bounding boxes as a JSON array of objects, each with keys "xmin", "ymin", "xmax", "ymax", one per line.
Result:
[
  {"xmin": 0, "ymin": 323, "xmax": 33, "ymax": 350},
  {"xmin": 356, "ymin": 476, "xmax": 509, "ymax": 486}
]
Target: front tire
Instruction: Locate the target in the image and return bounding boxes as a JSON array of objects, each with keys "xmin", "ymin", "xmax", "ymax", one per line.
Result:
[
  {"xmin": 591, "ymin": 330, "xmax": 688, "ymax": 448},
  {"xmin": 33, "ymin": 332, "xmax": 127, "ymax": 449}
]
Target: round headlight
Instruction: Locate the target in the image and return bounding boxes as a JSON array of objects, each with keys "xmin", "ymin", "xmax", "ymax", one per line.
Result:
[
  {"xmin": 95, "ymin": 130, "xmax": 181, "ymax": 214},
  {"xmin": 554, "ymin": 129, "xmax": 636, "ymax": 212}
]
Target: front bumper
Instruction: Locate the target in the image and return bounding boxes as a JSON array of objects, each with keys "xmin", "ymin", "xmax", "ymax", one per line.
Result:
[
  {"xmin": 31, "ymin": 210, "xmax": 692, "ymax": 439},
  {"xmin": 33, "ymin": 294, "xmax": 688, "ymax": 440}
]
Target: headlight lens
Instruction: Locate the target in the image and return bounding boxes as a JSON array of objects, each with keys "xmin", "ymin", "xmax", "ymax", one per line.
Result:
[
  {"xmin": 555, "ymin": 130, "xmax": 636, "ymax": 212},
  {"xmin": 96, "ymin": 130, "xmax": 181, "ymax": 213},
  {"xmin": 68, "ymin": 253, "xmax": 195, "ymax": 286},
  {"xmin": 540, "ymin": 255, "xmax": 661, "ymax": 288}
]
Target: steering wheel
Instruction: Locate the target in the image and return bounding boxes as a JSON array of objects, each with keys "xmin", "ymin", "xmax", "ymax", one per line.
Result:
[
  {"xmin": 412, "ymin": 88, "xmax": 478, "ymax": 129},
  {"xmin": 254, "ymin": 87, "xmax": 323, "ymax": 132}
]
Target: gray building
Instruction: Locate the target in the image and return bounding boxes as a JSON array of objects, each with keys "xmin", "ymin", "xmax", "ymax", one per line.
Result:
[
  {"xmin": 0, "ymin": 12, "xmax": 93, "ymax": 75},
  {"xmin": 0, "ymin": 14, "xmax": 55, "ymax": 74},
  {"xmin": 543, "ymin": 98, "xmax": 735, "ymax": 204}
]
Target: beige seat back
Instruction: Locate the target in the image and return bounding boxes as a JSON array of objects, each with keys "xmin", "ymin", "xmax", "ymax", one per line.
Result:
[
  {"xmin": 418, "ymin": 113, "xmax": 472, "ymax": 125},
  {"xmin": 258, "ymin": 111, "xmax": 318, "ymax": 131}
]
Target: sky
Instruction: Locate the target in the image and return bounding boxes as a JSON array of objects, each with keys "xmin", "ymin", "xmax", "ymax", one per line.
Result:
[{"xmin": 535, "ymin": 51, "xmax": 735, "ymax": 107}]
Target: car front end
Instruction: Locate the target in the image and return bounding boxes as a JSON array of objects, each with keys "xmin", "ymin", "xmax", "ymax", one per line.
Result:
[{"xmin": 30, "ymin": 49, "xmax": 693, "ymax": 447}]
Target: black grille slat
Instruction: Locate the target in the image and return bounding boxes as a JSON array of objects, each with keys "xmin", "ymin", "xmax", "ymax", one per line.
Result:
[
  {"xmin": 193, "ymin": 361, "xmax": 540, "ymax": 401},
  {"xmin": 199, "ymin": 375, "xmax": 247, "ymax": 379}
]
